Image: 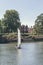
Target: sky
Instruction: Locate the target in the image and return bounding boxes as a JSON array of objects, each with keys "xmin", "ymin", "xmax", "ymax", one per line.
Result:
[{"xmin": 0, "ymin": 0, "xmax": 43, "ymax": 27}]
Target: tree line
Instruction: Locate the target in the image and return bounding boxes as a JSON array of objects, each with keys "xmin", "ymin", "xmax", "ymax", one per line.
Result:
[{"xmin": 0, "ymin": 9, "xmax": 43, "ymax": 35}]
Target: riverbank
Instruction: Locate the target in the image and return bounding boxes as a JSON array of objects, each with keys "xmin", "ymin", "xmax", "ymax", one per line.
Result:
[
  {"xmin": 0, "ymin": 36, "xmax": 43, "ymax": 43},
  {"xmin": 0, "ymin": 33, "xmax": 43, "ymax": 43}
]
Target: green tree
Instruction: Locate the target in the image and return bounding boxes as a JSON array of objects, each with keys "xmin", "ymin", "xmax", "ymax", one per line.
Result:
[
  {"xmin": 3, "ymin": 10, "xmax": 21, "ymax": 33},
  {"xmin": 0, "ymin": 20, "xmax": 2, "ymax": 33},
  {"xmin": 0, "ymin": 20, "xmax": 3, "ymax": 33},
  {"xmin": 34, "ymin": 13, "xmax": 43, "ymax": 34}
]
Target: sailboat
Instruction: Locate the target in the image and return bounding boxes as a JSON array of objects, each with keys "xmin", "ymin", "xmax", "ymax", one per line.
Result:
[{"xmin": 17, "ymin": 28, "xmax": 21, "ymax": 49}]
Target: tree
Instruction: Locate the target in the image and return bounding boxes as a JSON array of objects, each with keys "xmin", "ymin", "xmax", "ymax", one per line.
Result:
[
  {"xmin": 0, "ymin": 20, "xmax": 4, "ymax": 33},
  {"xmin": 25, "ymin": 25, "xmax": 28, "ymax": 33},
  {"xmin": 3, "ymin": 10, "xmax": 21, "ymax": 33},
  {"xmin": 0, "ymin": 20, "xmax": 2, "ymax": 33},
  {"xmin": 34, "ymin": 13, "xmax": 43, "ymax": 34}
]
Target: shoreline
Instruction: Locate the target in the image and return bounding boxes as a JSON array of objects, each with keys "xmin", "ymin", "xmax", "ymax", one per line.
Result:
[
  {"xmin": 0, "ymin": 34, "xmax": 43, "ymax": 43},
  {"xmin": 0, "ymin": 37, "xmax": 43, "ymax": 43}
]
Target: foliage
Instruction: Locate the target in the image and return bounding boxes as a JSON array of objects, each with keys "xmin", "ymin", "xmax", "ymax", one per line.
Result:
[
  {"xmin": 2, "ymin": 10, "xmax": 21, "ymax": 33},
  {"xmin": 0, "ymin": 20, "xmax": 4, "ymax": 33},
  {"xmin": 34, "ymin": 13, "xmax": 43, "ymax": 34},
  {"xmin": 21, "ymin": 25, "xmax": 28, "ymax": 33}
]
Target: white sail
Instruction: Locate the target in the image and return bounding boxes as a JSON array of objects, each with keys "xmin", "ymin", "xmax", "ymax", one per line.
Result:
[{"xmin": 17, "ymin": 28, "xmax": 21, "ymax": 48}]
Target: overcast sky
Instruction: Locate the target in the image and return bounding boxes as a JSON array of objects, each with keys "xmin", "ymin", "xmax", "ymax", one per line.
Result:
[{"xmin": 0, "ymin": 0, "xmax": 43, "ymax": 27}]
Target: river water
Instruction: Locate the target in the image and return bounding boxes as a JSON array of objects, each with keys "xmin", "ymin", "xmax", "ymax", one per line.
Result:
[{"xmin": 0, "ymin": 42, "xmax": 43, "ymax": 65}]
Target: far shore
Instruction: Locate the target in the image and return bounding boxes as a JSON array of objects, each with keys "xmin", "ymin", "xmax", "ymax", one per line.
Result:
[
  {"xmin": 0, "ymin": 33, "xmax": 43, "ymax": 43},
  {"xmin": 0, "ymin": 36, "xmax": 43, "ymax": 43}
]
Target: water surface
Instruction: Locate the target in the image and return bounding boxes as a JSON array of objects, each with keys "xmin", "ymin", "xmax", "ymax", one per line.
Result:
[{"xmin": 0, "ymin": 42, "xmax": 43, "ymax": 65}]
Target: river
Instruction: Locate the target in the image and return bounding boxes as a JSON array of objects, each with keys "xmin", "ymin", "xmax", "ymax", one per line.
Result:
[{"xmin": 0, "ymin": 42, "xmax": 43, "ymax": 65}]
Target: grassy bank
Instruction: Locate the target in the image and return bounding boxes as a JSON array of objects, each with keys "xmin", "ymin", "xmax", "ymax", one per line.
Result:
[{"xmin": 0, "ymin": 33, "xmax": 43, "ymax": 43}]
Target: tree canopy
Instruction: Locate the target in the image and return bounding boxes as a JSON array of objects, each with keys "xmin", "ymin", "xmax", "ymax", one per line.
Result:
[
  {"xmin": 34, "ymin": 13, "xmax": 43, "ymax": 34},
  {"xmin": 2, "ymin": 10, "xmax": 21, "ymax": 33}
]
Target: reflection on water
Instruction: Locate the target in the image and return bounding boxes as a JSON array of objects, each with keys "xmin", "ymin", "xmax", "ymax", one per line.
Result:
[{"xmin": 0, "ymin": 42, "xmax": 43, "ymax": 65}]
